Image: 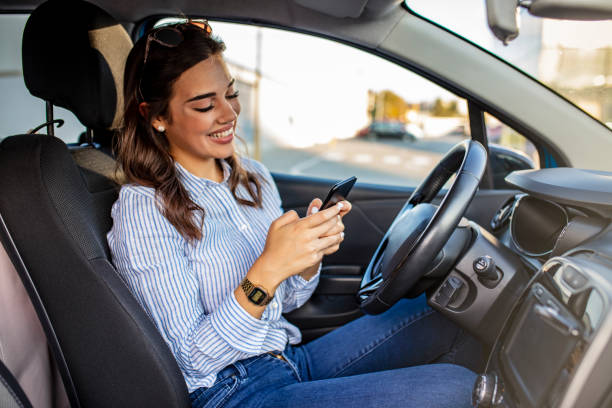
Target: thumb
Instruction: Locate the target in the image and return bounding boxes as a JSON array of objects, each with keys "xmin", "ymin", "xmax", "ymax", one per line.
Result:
[{"xmin": 307, "ymin": 198, "xmax": 323, "ymax": 216}]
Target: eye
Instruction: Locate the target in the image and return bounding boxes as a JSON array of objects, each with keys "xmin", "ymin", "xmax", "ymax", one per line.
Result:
[
  {"xmin": 194, "ymin": 106, "xmax": 213, "ymax": 112},
  {"xmin": 227, "ymin": 90, "xmax": 240, "ymax": 99}
]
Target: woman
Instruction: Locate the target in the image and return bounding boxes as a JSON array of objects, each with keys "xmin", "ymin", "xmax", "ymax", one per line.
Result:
[{"xmin": 108, "ymin": 21, "xmax": 478, "ymax": 408}]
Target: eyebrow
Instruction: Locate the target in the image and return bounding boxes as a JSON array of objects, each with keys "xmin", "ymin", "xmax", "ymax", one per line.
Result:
[{"xmin": 185, "ymin": 78, "xmax": 236, "ymax": 103}]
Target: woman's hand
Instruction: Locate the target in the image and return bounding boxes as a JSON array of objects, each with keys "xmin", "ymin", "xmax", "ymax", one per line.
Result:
[
  {"xmin": 250, "ymin": 203, "xmax": 345, "ymax": 292},
  {"xmin": 306, "ymin": 198, "xmax": 351, "ymax": 255},
  {"xmin": 298, "ymin": 198, "xmax": 352, "ymax": 281}
]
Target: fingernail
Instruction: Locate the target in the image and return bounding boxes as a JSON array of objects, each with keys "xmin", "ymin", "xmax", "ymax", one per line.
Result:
[
  {"xmin": 337, "ymin": 202, "xmax": 343, "ymax": 210},
  {"xmin": 311, "ymin": 207, "xmax": 319, "ymax": 214},
  {"xmin": 341, "ymin": 232, "xmax": 345, "ymax": 239},
  {"xmin": 337, "ymin": 215, "xmax": 341, "ymax": 222}
]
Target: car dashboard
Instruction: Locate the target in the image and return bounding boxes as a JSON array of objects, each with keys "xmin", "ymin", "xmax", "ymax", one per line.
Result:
[{"xmin": 472, "ymin": 168, "xmax": 612, "ymax": 407}]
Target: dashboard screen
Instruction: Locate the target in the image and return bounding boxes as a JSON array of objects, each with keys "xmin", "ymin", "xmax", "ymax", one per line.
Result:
[{"xmin": 501, "ymin": 284, "xmax": 581, "ymax": 407}]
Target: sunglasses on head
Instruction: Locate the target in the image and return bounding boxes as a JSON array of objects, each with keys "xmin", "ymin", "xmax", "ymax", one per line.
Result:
[
  {"xmin": 139, "ymin": 19, "xmax": 213, "ymax": 102},
  {"xmin": 143, "ymin": 19, "xmax": 213, "ymax": 65}
]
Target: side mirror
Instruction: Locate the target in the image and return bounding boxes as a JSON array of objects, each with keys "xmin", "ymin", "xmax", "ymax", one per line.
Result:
[{"xmin": 488, "ymin": 144, "xmax": 535, "ymax": 189}]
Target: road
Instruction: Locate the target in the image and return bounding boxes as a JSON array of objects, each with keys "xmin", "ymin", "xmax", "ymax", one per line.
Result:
[{"xmin": 260, "ymin": 136, "xmax": 463, "ymax": 187}]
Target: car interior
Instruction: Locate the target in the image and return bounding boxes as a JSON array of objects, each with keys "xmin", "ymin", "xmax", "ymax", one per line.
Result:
[{"xmin": 0, "ymin": 0, "xmax": 611, "ymax": 407}]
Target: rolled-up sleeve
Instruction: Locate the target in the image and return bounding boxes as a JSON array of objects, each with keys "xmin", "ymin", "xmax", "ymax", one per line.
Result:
[
  {"xmin": 282, "ymin": 266, "xmax": 321, "ymax": 313},
  {"xmin": 107, "ymin": 187, "xmax": 273, "ymax": 382}
]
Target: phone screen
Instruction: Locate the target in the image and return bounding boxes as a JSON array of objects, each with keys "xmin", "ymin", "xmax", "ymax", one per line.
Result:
[{"xmin": 320, "ymin": 176, "xmax": 357, "ymax": 210}]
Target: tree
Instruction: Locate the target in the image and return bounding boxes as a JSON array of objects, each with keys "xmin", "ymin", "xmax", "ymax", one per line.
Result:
[
  {"xmin": 368, "ymin": 90, "xmax": 409, "ymax": 121},
  {"xmin": 431, "ymin": 97, "xmax": 460, "ymax": 117}
]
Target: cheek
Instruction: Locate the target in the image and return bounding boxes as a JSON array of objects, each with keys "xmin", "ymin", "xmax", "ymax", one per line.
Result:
[{"xmin": 183, "ymin": 110, "xmax": 214, "ymax": 132}]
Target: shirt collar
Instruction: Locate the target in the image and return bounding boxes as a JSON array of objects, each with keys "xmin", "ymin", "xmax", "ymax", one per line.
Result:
[{"xmin": 175, "ymin": 159, "xmax": 232, "ymax": 194}]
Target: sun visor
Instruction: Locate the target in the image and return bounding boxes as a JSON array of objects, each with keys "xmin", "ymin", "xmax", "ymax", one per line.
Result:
[{"xmin": 22, "ymin": 0, "xmax": 132, "ymax": 130}]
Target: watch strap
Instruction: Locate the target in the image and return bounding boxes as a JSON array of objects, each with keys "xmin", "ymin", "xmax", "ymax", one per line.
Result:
[{"xmin": 241, "ymin": 277, "xmax": 273, "ymax": 306}]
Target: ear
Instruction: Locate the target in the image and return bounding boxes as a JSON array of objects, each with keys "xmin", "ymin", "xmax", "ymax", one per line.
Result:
[
  {"xmin": 139, "ymin": 102, "xmax": 167, "ymax": 132},
  {"xmin": 138, "ymin": 102, "xmax": 149, "ymax": 119}
]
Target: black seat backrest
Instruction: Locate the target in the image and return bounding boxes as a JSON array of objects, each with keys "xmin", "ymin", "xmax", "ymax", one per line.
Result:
[
  {"xmin": 0, "ymin": 0, "xmax": 191, "ymax": 406},
  {"xmin": 0, "ymin": 136, "xmax": 190, "ymax": 407}
]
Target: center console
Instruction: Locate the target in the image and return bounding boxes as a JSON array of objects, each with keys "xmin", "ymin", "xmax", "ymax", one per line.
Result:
[{"xmin": 473, "ymin": 250, "xmax": 612, "ymax": 408}]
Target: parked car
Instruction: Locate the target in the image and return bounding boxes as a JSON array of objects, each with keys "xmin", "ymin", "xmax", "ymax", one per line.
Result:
[
  {"xmin": 355, "ymin": 121, "xmax": 418, "ymax": 141},
  {"xmin": 0, "ymin": 1, "xmax": 611, "ymax": 408}
]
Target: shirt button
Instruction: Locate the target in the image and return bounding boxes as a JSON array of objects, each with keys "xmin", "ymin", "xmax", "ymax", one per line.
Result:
[{"xmin": 240, "ymin": 224, "xmax": 248, "ymax": 231}]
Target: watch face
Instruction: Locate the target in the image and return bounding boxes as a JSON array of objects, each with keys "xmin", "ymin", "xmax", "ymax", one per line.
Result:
[{"xmin": 249, "ymin": 287, "xmax": 267, "ymax": 305}]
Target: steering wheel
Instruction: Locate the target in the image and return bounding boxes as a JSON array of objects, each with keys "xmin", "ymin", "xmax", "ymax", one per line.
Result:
[{"xmin": 358, "ymin": 140, "xmax": 487, "ymax": 314}]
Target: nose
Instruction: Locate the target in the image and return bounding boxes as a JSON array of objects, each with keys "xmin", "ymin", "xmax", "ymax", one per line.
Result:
[{"xmin": 218, "ymin": 97, "xmax": 238, "ymax": 125}]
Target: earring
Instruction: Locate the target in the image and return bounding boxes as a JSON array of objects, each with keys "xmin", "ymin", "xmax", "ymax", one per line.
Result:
[{"xmin": 157, "ymin": 126, "xmax": 165, "ymax": 132}]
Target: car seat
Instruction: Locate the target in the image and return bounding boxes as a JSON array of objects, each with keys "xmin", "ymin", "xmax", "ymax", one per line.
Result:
[
  {"xmin": 0, "ymin": 359, "xmax": 34, "ymax": 408},
  {"xmin": 0, "ymin": 0, "xmax": 190, "ymax": 406},
  {"xmin": 0, "ymin": 228, "xmax": 69, "ymax": 408}
]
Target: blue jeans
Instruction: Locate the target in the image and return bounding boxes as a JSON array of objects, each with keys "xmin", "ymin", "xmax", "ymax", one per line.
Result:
[{"xmin": 189, "ymin": 296, "xmax": 478, "ymax": 408}]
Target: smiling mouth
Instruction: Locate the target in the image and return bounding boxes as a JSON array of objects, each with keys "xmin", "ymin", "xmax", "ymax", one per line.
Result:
[{"xmin": 209, "ymin": 127, "xmax": 233, "ymax": 138}]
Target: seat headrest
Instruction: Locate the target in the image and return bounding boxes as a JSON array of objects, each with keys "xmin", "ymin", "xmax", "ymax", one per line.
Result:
[{"xmin": 22, "ymin": 0, "xmax": 132, "ymax": 130}]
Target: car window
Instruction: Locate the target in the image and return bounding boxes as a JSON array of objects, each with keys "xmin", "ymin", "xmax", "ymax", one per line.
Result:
[
  {"xmin": 484, "ymin": 112, "xmax": 540, "ymax": 188},
  {"xmin": 178, "ymin": 20, "xmax": 473, "ymax": 188},
  {"xmin": 485, "ymin": 113, "xmax": 539, "ymax": 167},
  {"xmin": 0, "ymin": 14, "xmax": 84, "ymax": 143}
]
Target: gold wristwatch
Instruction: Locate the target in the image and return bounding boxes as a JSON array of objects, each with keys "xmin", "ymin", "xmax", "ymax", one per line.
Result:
[{"xmin": 241, "ymin": 277, "xmax": 273, "ymax": 306}]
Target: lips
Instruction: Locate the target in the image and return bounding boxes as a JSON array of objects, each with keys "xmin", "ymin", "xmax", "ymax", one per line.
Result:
[
  {"xmin": 208, "ymin": 125, "xmax": 234, "ymax": 144},
  {"xmin": 209, "ymin": 127, "xmax": 233, "ymax": 139}
]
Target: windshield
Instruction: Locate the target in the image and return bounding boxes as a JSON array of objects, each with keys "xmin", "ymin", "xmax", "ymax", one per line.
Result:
[{"xmin": 405, "ymin": 0, "xmax": 612, "ymax": 128}]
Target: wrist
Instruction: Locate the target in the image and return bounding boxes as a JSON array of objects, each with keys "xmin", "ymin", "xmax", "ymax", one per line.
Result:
[
  {"xmin": 247, "ymin": 257, "xmax": 281, "ymax": 294},
  {"xmin": 299, "ymin": 263, "xmax": 320, "ymax": 281}
]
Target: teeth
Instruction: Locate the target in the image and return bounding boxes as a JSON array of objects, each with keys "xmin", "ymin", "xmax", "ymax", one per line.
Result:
[{"xmin": 209, "ymin": 128, "xmax": 233, "ymax": 138}]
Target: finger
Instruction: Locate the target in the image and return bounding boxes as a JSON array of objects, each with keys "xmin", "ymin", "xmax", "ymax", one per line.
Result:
[
  {"xmin": 309, "ymin": 213, "xmax": 342, "ymax": 238},
  {"xmin": 307, "ymin": 198, "xmax": 323, "ymax": 216},
  {"xmin": 273, "ymin": 210, "xmax": 299, "ymax": 228},
  {"xmin": 314, "ymin": 232, "xmax": 344, "ymax": 252},
  {"xmin": 338, "ymin": 200, "xmax": 352, "ymax": 217},
  {"xmin": 320, "ymin": 220, "xmax": 344, "ymax": 238},
  {"xmin": 321, "ymin": 232, "xmax": 345, "ymax": 255},
  {"xmin": 322, "ymin": 244, "xmax": 340, "ymax": 256},
  {"xmin": 302, "ymin": 202, "xmax": 343, "ymax": 228}
]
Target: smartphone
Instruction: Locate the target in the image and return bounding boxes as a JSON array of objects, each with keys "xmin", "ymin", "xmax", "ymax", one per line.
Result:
[{"xmin": 320, "ymin": 176, "xmax": 357, "ymax": 210}]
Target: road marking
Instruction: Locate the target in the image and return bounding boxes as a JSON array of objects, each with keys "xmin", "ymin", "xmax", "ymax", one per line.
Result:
[
  {"xmin": 410, "ymin": 156, "xmax": 432, "ymax": 167},
  {"xmin": 383, "ymin": 155, "xmax": 401, "ymax": 165},
  {"xmin": 323, "ymin": 151, "xmax": 345, "ymax": 161},
  {"xmin": 354, "ymin": 154, "xmax": 372, "ymax": 163}
]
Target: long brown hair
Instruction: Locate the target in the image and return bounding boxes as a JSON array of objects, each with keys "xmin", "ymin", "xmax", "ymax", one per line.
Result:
[{"xmin": 117, "ymin": 23, "xmax": 263, "ymax": 242}]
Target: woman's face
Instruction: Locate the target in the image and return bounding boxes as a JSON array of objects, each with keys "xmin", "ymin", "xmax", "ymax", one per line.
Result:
[{"xmin": 153, "ymin": 54, "xmax": 241, "ymax": 178}]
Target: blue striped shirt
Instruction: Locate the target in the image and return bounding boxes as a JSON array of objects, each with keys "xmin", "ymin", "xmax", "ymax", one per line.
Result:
[{"xmin": 107, "ymin": 158, "xmax": 320, "ymax": 392}]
